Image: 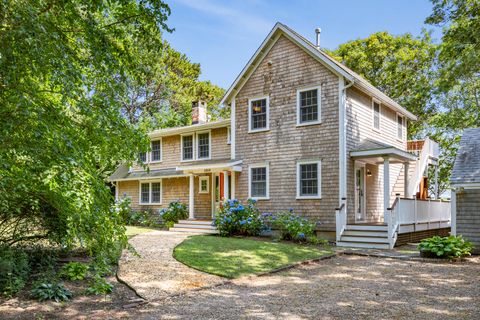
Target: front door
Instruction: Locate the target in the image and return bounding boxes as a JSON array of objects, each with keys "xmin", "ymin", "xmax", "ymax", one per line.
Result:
[{"xmin": 355, "ymin": 166, "xmax": 366, "ymax": 222}]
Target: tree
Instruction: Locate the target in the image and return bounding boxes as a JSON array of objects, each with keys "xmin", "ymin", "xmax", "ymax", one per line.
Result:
[
  {"xmin": 330, "ymin": 32, "xmax": 438, "ymax": 137},
  {"xmin": 0, "ymin": 0, "xmax": 171, "ymax": 257},
  {"xmin": 424, "ymin": 0, "xmax": 480, "ymax": 195}
]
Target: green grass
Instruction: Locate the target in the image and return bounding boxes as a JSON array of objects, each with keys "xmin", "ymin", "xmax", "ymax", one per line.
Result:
[
  {"xmin": 173, "ymin": 235, "xmax": 332, "ymax": 278},
  {"xmin": 125, "ymin": 225, "xmax": 159, "ymax": 238}
]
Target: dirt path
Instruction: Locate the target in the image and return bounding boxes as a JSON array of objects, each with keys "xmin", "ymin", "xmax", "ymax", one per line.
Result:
[{"xmin": 118, "ymin": 231, "xmax": 225, "ymax": 300}]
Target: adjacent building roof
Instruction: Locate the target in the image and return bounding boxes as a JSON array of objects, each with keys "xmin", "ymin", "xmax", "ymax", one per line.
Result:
[
  {"xmin": 220, "ymin": 22, "xmax": 417, "ymax": 121},
  {"xmin": 451, "ymin": 128, "xmax": 480, "ymax": 187}
]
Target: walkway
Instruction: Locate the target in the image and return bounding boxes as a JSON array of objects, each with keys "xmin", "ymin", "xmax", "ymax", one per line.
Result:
[{"xmin": 117, "ymin": 230, "xmax": 224, "ymax": 301}]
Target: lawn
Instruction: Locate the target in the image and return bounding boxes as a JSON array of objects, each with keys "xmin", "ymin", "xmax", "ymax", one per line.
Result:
[
  {"xmin": 125, "ymin": 225, "xmax": 160, "ymax": 238},
  {"xmin": 173, "ymin": 235, "xmax": 332, "ymax": 278}
]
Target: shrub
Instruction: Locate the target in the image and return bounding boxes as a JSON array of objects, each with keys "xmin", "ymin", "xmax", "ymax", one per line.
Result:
[
  {"xmin": 160, "ymin": 201, "xmax": 188, "ymax": 226},
  {"xmin": 418, "ymin": 235, "xmax": 473, "ymax": 259},
  {"xmin": 214, "ymin": 199, "xmax": 263, "ymax": 236},
  {"xmin": 126, "ymin": 209, "xmax": 160, "ymax": 227},
  {"xmin": 0, "ymin": 245, "xmax": 30, "ymax": 297},
  {"xmin": 31, "ymin": 281, "xmax": 72, "ymax": 302},
  {"xmin": 60, "ymin": 262, "xmax": 88, "ymax": 281},
  {"xmin": 115, "ymin": 197, "xmax": 134, "ymax": 224},
  {"xmin": 85, "ymin": 276, "xmax": 114, "ymax": 295},
  {"xmin": 264, "ymin": 210, "xmax": 317, "ymax": 242}
]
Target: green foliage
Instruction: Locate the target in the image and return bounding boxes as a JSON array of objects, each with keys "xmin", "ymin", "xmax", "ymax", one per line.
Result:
[
  {"xmin": 418, "ymin": 235, "xmax": 473, "ymax": 258},
  {"xmin": 126, "ymin": 210, "xmax": 161, "ymax": 227},
  {"xmin": 160, "ymin": 201, "xmax": 188, "ymax": 225},
  {"xmin": 263, "ymin": 211, "xmax": 317, "ymax": 243},
  {"xmin": 115, "ymin": 197, "xmax": 134, "ymax": 225},
  {"xmin": 60, "ymin": 262, "xmax": 88, "ymax": 281},
  {"xmin": 331, "ymin": 31, "xmax": 437, "ymax": 136},
  {"xmin": 31, "ymin": 282, "xmax": 73, "ymax": 302},
  {"xmin": 0, "ymin": 245, "xmax": 30, "ymax": 297},
  {"xmin": 85, "ymin": 276, "xmax": 114, "ymax": 295},
  {"xmin": 214, "ymin": 199, "xmax": 264, "ymax": 236}
]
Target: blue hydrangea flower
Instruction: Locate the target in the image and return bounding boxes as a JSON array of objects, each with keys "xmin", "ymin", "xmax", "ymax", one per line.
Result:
[
  {"xmin": 239, "ymin": 220, "xmax": 246, "ymax": 225},
  {"xmin": 297, "ymin": 232, "xmax": 305, "ymax": 239}
]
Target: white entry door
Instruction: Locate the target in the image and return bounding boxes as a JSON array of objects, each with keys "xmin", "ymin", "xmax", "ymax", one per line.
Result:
[{"xmin": 355, "ymin": 166, "xmax": 366, "ymax": 222}]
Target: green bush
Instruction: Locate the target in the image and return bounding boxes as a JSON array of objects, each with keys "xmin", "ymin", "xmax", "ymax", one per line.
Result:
[
  {"xmin": 160, "ymin": 201, "xmax": 188, "ymax": 225},
  {"xmin": 85, "ymin": 276, "xmax": 114, "ymax": 295},
  {"xmin": 115, "ymin": 197, "xmax": 134, "ymax": 224},
  {"xmin": 60, "ymin": 262, "xmax": 88, "ymax": 281},
  {"xmin": 264, "ymin": 210, "xmax": 317, "ymax": 243},
  {"xmin": 31, "ymin": 281, "xmax": 72, "ymax": 302},
  {"xmin": 418, "ymin": 235, "xmax": 473, "ymax": 258},
  {"xmin": 0, "ymin": 245, "xmax": 30, "ymax": 297},
  {"xmin": 214, "ymin": 199, "xmax": 263, "ymax": 236},
  {"xmin": 127, "ymin": 209, "xmax": 160, "ymax": 227}
]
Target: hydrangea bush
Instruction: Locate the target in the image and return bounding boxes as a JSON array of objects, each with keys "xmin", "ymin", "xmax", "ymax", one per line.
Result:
[
  {"xmin": 160, "ymin": 201, "xmax": 188, "ymax": 228},
  {"xmin": 214, "ymin": 199, "xmax": 263, "ymax": 236},
  {"xmin": 264, "ymin": 210, "xmax": 317, "ymax": 242}
]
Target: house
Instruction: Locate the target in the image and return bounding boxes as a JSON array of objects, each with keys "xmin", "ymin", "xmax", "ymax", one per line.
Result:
[
  {"xmin": 451, "ymin": 128, "xmax": 480, "ymax": 253},
  {"xmin": 110, "ymin": 23, "xmax": 451, "ymax": 249}
]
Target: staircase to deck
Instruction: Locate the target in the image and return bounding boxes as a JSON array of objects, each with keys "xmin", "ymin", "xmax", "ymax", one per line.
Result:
[
  {"xmin": 337, "ymin": 224, "xmax": 390, "ymax": 249},
  {"xmin": 169, "ymin": 220, "xmax": 219, "ymax": 234}
]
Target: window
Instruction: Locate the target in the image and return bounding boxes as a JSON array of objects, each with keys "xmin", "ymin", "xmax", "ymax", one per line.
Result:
[
  {"xmin": 199, "ymin": 176, "xmax": 209, "ymax": 193},
  {"xmin": 373, "ymin": 100, "xmax": 381, "ymax": 131},
  {"xmin": 297, "ymin": 87, "xmax": 320, "ymax": 125},
  {"xmin": 138, "ymin": 152, "xmax": 147, "ymax": 163},
  {"xmin": 397, "ymin": 114, "xmax": 403, "ymax": 140},
  {"xmin": 197, "ymin": 132, "xmax": 210, "ymax": 159},
  {"xmin": 227, "ymin": 127, "xmax": 231, "ymax": 144},
  {"xmin": 248, "ymin": 97, "xmax": 269, "ymax": 132},
  {"xmin": 182, "ymin": 135, "xmax": 194, "ymax": 161},
  {"xmin": 297, "ymin": 161, "xmax": 321, "ymax": 199},
  {"xmin": 249, "ymin": 164, "xmax": 269, "ymax": 199},
  {"xmin": 139, "ymin": 181, "xmax": 162, "ymax": 204},
  {"xmin": 151, "ymin": 140, "xmax": 162, "ymax": 162}
]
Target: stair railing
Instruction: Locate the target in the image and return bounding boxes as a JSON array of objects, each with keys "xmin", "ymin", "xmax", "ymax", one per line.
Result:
[
  {"xmin": 335, "ymin": 198, "xmax": 347, "ymax": 242},
  {"xmin": 407, "ymin": 138, "xmax": 432, "ymax": 197},
  {"xmin": 386, "ymin": 194, "xmax": 401, "ymax": 249}
]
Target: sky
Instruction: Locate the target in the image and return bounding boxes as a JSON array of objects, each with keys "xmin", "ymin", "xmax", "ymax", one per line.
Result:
[{"xmin": 163, "ymin": 0, "xmax": 439, "ymax": 89}]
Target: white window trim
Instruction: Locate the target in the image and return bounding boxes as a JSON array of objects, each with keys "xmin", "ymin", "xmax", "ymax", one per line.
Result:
[
  {"xmin": 149, "ymin": 138, "xmax": 163, "ymax": 163},
  {"xmin": 180, "ymin": 133, "xmax": 195, "ymax": 162},
  {"xmin": 296, "ymin": 160, "xmax": 322, "ymax": 199},
  {"xmin": 138, "ymin": 180, "xmax": 163, "ymax": 205},
  {"xmin": 396, "ymin": 113, "xmax": 404, "ymax": 142},
  {"xmin": 196, "ymin": 130, "xmax": 212, "ymax": 160},
  {"xmin": 199, "ymin": 176, "xmax": 210, "ymax": 193},
  {"xmin": 248, "ymin": 162, "xmax": 270, "ymax": 200},
  {"xmin": 296, "ymin": 85, "xmax": 322, "ymax": 126},
  {"xmin": 372, "ymin": 98, "xmax": 381, "ymax": 132},
  {"xmin": 227, "ymin": 126, "xmax": 231, "ymax": 145},
  {"xmin": 248, "ymin": 96, "xmax": 270, "ymax": 133}
]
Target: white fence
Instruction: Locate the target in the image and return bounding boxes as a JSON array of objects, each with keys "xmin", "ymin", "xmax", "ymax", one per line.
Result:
[{"xmin": 394, "ymin": 198, "xmax": 451, "ymax": 234}]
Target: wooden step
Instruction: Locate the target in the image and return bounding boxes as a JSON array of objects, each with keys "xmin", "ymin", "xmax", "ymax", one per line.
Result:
[
  {"xmin": 178, "ymin": 220, "xmax": 214, "ymax": 225},
  {"xmin": 346, "ymin": 225, "xmax": 388, "ymax": 231},
  {"xmin": 174, "ymin": 223, "xmax": 216, "ymax": 229},
  {"xmin": 343, "ymin": 230, "xmax": 388, "ymax": 237},
  {"xmin": 340, "ymin": 236, "xmax": 389, "ymax": 244},
  {"xmin": 169, "ymin": 227, "xmax": 219, "ymax": 234},
  {"xmin": 336, "ymin": 241, "xmax": 390, "ymax": 250}
]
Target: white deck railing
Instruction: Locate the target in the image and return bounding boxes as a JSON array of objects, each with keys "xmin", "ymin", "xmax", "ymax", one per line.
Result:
[{"xmin": 335, "ymin": 199, "xmax": 347, "ymax": 242}]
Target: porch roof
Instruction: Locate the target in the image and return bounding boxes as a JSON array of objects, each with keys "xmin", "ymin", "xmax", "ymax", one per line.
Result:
[
  {"xmin": 350, "ymin": 139, "xmax": 417, "ymax": 163},
  {"xmin": 108, "ymin": 164, "xmax": 187, "ymax": 182},
  {"xmin": 176, "ymin": 159, "xmax": 243, "ymax": 173}
]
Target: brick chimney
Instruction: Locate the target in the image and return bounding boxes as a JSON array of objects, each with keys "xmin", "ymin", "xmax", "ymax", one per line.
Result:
[{"xmin": 192, "ymin": 100, "xmax": 207, "ymax": 124}]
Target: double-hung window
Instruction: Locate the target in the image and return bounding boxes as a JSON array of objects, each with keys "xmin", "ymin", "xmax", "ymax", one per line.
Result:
[
  {"xmin": 151, "ymin": 139, "xmax": 162, "ymax": 162},
  {"xmin": 138, "ymin": 152, "xmax": 147, "ymax": 163},
  {"xmin": 397, "ymin": 114, "xmax": 403, "ymax": 140},
  {"xmin": 199, "ymin": 176, "xmax": 209, "ymax": 193},
  {"xmin": 297, "ymin": 87, "xmax": 321, "ymax": 125},
  {"xmin": 297, "ymin": 161, "xmax": 321, "ymax": 199},
  {"xmin": 182, "ymin": 135, "xmax": 194, "ymax": 161},
  {"xmin": 140, "ymin": 181, "xmax": 162, "ymax": 204},
  {"xmin": 197, "ymin": 132, "xmax": 210, "ymax": 159},
  {"xmin": 249, "ymin": 164, "xmax": 269, "ymax": 199},
  {"xmin": 373, "ymin": 100, "xmax": 381, "ymax": 131},
  {"xmin": 248, "ymin": 97, "xmax": 269, "ymax": 132}
]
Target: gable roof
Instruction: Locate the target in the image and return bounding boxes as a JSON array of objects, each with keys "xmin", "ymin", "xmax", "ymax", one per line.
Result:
[
  {"xmin": 451, "ymin": 128, "xmax": 480, "ymax": 187},
  {"xmin": 220, "ymin": 22, "xmax": 417, "ymax": 121},
  {"xmin": 148, "ymin": 119, "xmax": 230, "ymax": 139}
]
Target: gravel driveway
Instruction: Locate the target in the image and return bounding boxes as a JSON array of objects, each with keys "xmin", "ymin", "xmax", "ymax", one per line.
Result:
[
  {"xmin": 118, "ymin": 231, "xmax": 224, "ymax": 300},
  {"xmin": 132, "ymin": 254, "xmax": 480, "ymax": 320}
]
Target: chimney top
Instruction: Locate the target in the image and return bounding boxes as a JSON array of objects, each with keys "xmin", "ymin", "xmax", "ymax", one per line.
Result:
[
  {"xmin": 315, "ymin": 27, "xmax": 321, "ymax": 48},
  {"xmin": 192, "ymin": 100, "xmax": 207, "ymax": 125}
]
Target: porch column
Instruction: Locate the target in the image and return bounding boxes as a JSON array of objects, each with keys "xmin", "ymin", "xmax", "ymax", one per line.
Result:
[
  {"xmin": 222, "ymin": 170, "xmax": 229, "ymax": 200},
  {"xmin": 231, "ymin": 171, "xmax": 236, "ymax": 199},
  {"xmin": 404, "ymin": 162, "xmax": 409, "ymax": 198},
  {"xmin": 434, "ymin": 164, "xmax": 439, "ymax": 199},
  {"xmin": 383, "ymin": 157, "xmax": 390, "ymax": 221},
  {"xmin": 189, "ymin": 174, "xmax": 194, "ymax": 219}
]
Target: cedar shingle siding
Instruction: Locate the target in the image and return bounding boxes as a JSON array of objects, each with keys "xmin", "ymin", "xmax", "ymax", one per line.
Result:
[
  {"xmin": 234, "ymin": 35, "xmax": 339, "ymax": 226},
  {"xmin": 456, "ymin": 189, "xmax": 480, "ymax": 254}
]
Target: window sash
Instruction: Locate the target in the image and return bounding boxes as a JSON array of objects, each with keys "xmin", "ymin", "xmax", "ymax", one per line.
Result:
[
  {"xmin": 182, "ymin": 135, "xmax": 194, "ymax": 160},
  {"xmin": 141, "ymin": 183, "xmax": 150, "ymax": 203},
  {"xmin": 138, "ymin": 152, "xmax": 147, "ymax": 163},
  {"xmin": 197, "ymin": 132, "xmax": 210, "ymax": 159},
  {"xmin": 151, "ymin": 182, "xmax": 161, "ymax": 203},
  {"xmin": 300, "ymin": 163, "xmax": 318, "ymax": 196},
  {"xmin": 151, "ymin": 140, "xmax": 161, "ymax": 161},
  {"xmin": 299, "ymin": 89, "xmax": 318, "ymax": 123},
  {"xmin": 250, "ymin": 99, "xmax": 267, "ymax": 130},
  {"xmin": 251, "ymin": 167, "xmax": 267, "ymax": 197},
  {"xmin": 397, "ymin": 116, "xmax": 403, "ymax": 140},
  {"xmin": 373, "ymin": 102, "xmax": 380, "ymax": 129}
]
